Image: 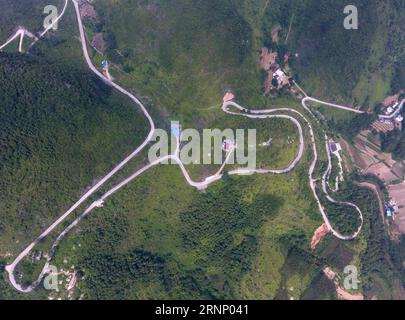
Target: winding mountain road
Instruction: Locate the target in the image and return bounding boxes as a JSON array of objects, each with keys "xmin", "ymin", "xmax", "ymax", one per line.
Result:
[
  {"xmin": 1, "ymin": 0, "xmax": 364, "ymax": 293},
  {"xmin": 0, "ymin": 27, "xmax": 37, "ymax": 52}
]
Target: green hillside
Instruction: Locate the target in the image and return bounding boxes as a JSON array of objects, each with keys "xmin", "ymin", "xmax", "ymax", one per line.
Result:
[
  {"xmin": 1, "ymin": 0, "xmax": 404, "ymax": 300},
  {"xmin": 0, "ymin": 53, "xmax": 148, "ymax": 256},
  {"xmin": 0, "ymin": 0, "xmax": 64, "ymax": 39},
  {"xmin": 261, "ymin": 0, "xmax": 404, "ymax": 107}
]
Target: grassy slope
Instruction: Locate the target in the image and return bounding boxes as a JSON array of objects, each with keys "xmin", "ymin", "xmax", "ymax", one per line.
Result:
[
  {"xmin": 261, "ymin": 0, "xmax": 403, "ymax": 107},
  {"xmin": 1, "ymin": 0, "xmax": 403, "ymax": 299},
  {"xmin": 44, "ymin": 0, "xmax": 400, "ymax": 300},
  {"xmin": 46, "ymin": 0, "xmax": 332, "ymax": 299},
  {"xmin": 0, "ymin": 0, "xmax": 64, "ymax": 39}
]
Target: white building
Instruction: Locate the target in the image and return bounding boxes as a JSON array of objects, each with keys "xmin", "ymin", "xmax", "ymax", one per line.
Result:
[{"xmin": 273, "ymin": 69, "xmax": 285, "ymax": 79}]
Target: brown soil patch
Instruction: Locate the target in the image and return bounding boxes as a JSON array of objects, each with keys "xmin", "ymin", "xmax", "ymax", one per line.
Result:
[
  {"xmin": 336, "ymin": 287, "xmax": 364, "ymax": 300},
  {"xmin": 365, "ymin": 162, "xmax": 399, "ymax": 184},
  {"xmin": 383, "ymin": 94, "xmax": 399, "ymax": 107},
  {"xmin": 91, "ymin": 33, "xmax": 105, "ymax": 54},
  {"xmin": 310, "ymin": 223, "xmax": 330, "ymax": 250},
  {"xmin": 259, "ymin": 47, "xmax": 277, "ymax": 71},
  {"xmin": 323, "ymin": 267, "xmax": 336, "ymax": 281},
  {"xmin": 372, "ymin": 120, "xmax": 394, "ymax": 133},
  {"xmin": 79, "ymin": 2, "xmax": 98, "ymax": 20},
  {"xmin": 264, "ymin": 73, "xmax": 274, "ymax": 95},
  {"xmin": 0, "ymin": 252, "xmax": 12, "ymax": 258},
  {"xmin": 223, "ymin": 92, "xmax": 235, "ymax": 103}
]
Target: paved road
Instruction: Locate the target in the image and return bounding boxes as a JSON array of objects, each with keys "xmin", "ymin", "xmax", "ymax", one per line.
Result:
[
  {"xmin": 303, "ymin": 97, "xmax": 365, "ymax": 114},
  {"xmin": 222, "ymin": 101, "xmax": 305, "ymax": 175},
  {"xmin": 226, "ymin": 99, "xmax": 364, "ymax": 240},
  {"xmin": 292, "ymin": 81, "xmax": 366, "ymax": 114},
  {"xmin": 0, "ymin": 0, "xmax": 365, "ymax": 293},
  {"xmin": 4, "ymin": 0, "xmax": 156, "ymax": 293},
  {"xmin": 378, "ymin": 99, "xmax": 405, "ymax": 120},
  {"xmin": 321, "ymin": 135, "xmax": 363, "ymax": 240},
  {"xmin": 0, "ymin": 27, "xmax": 36, "ymax": 52}
]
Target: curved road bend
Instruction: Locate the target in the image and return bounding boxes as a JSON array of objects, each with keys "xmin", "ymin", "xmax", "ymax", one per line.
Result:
[
  {"xmin": 0, "ymin": 0, "xmax": 68, "ymax": 53},
  {"xmin": 321, "ymin": 135, "xmax": 363, "ymax": 240},
  {"xmin": 5, "ymin": 0, "xmax": 156, "ymax": 292},
  {"xmin": 5, "ymin": 98, "xmax": 309, "ymax": 292},
  {"xmin": 1, "ymin": 0, "xmax": 364, "ymax": 292}
]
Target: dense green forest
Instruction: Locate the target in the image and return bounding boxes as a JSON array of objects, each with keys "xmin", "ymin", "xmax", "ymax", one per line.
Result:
[
  {"xmin": 354, "ymin": 185, "xmax": 404, "ymax": 298},
  {"xmin": 1, "ymin": 0, "xmax": 404, "ymax": 300},
  {"xmin": 72, "ymin": 178, "xmax": 284, "ymax": 299},
  {"xmin": 261, "ymin": 0, "xmax": 404, "ymax": 107},
  {"xmin": 0, "ymin": 0, "xmax": 63, "ymax": 39},
  {"xmin": 0, "ymin": 52, "xmax": 148, "ymax": 254},
  {"xmin": 381, "ymin": 128, "xmax": 405, "ymax": 160}
]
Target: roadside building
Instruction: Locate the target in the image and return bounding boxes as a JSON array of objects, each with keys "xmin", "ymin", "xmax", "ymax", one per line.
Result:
[
  {"xmin": 329, "ymin": 142, "xmax": 342, "ymax": 154},
  {"xmin": 101, "ymin": 60, "xmax": 108, "ymax": 70},
  {"xmin": 171, "ymin": 121, "xmax": 181, "ymax": 138}
]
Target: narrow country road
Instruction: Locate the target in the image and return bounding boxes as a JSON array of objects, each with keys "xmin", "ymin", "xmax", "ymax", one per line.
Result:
[
  {"xmin": 0, "ymin": 0, "xmax": 364, "ymax": 293},
  {"xmin": 3, "ymin": 0, "xmax": 157, "ymax": 293},
  {"xmin": 303, "ymin": 96, "xmax": 365, "ymax": 114}
]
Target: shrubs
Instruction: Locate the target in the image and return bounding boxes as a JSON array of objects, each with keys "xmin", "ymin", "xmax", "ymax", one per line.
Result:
[{"xmin": 381, "ymin": 129, "xmax": 405, "ymax": 160}]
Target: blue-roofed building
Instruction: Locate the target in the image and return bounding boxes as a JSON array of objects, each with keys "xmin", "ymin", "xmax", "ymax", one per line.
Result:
[
  {"xmin": 171, "ymin": 121, "xmax": 181, "ymax": 138},
  {"xmin": 101, "ymin": 60, "xmax": 108, "ymax": 69},
  {"xmin": 386, "ymin": 208, "xmax": 393, "ymax": 218},
  {"xmin": 329, "ymin": 141, "xmax": 342, "ymax": 154}
]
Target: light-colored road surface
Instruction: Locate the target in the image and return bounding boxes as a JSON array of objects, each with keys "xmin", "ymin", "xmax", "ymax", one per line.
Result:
[
  {"xmin": 378, "ymin": 99, "xmax": 405, "ymax": 119},
  {"xmin": 0, "ymin": 27, "xmax": 37, "ymax": 52},
  {"xmin": 321, "ymin": 135, "xmax": 363, "ymax": 239},
  {"xmin": 224, "ymin": 100, "xmax": 364, "ymax": 240},
  {"xmin": 222, "ymin": 101, "xmax": 305, "ymax": 175},
  {"xmin": 1, "ymin": 0, "xmax": 364, "ymax": 293},
  {"xmin": 0, "ymin": 0, "xmax": 68, "ymax": 53},
  {"xmin": 4, "ymin": 0, "xmax": 156, "ymax": 293},
  {"xmin": 303, "ymin": 96, "xmax": 365, "ymax": 114}
]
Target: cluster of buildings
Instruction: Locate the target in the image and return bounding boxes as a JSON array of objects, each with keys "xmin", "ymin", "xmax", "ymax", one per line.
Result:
[
  {"xmin": 385, "ymin": 200, "xmax": 400, "ymax": 219},
  {"xmin": 376, "ymin": 99, "xmax": 404, "ymax": 132},
  {"xmin": 377, "ymin": 115, "xmax": 403, "ymax": 131},
  {"xmin": 259, "ymin": 48, "xmax": 292, "ymax": 94},
  {"xmin": 272, "ymin": 68, "xmax": 290, "ymax": 89},
  {"xmin": 383, "ymin": 101, "xmax": 401, "ymax": 116},
  {"xmin": 329, "ymin": 141, "xmax": 342, "ymax": 155}
]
